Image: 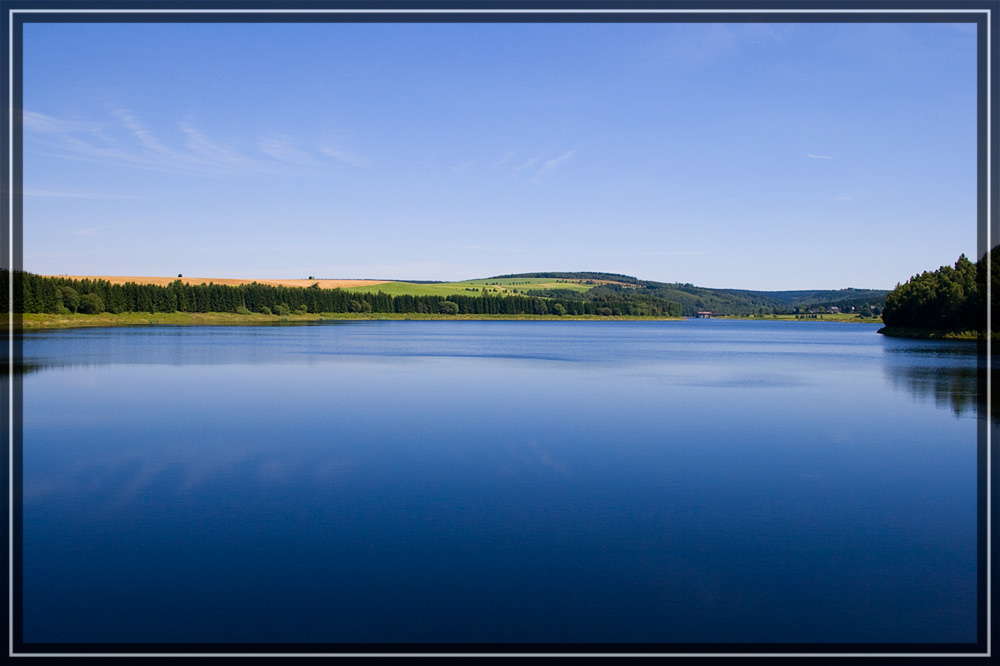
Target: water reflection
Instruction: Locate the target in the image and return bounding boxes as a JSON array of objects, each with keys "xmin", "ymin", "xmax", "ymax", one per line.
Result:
[
  {"xmin": 881, "ymin": 340, "xmax": 994, "ymax": 422},
  {"xmin": 2, "ymin": 361, "xmax": 47, "ymax": 376},
  {"xmin": 884, "ymin": 363, "xmax": 995, "ymax": 421}
]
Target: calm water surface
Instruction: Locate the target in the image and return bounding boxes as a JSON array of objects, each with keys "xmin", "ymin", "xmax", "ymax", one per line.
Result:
[{"xmin": 17, "ymin": 320, "xmax": 980, "ymax": 644}]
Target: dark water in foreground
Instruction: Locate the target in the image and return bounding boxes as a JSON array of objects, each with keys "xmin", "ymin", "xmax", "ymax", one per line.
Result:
[{"xmin": 16, "ymin": 320, "xmax": 980, "ymax": 644}]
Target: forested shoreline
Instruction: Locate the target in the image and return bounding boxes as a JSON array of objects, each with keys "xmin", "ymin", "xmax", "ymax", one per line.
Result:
[
  {"xmin": 11, "ymin": 251, "xmax": 992, "ymax": 333},
  {"xmin": 1, "ymin": 271, "xmax": 683, "ymax": 319},
  {"xmin": 879, "ymin": 249, "xmax": 998, "ymax": 337}
]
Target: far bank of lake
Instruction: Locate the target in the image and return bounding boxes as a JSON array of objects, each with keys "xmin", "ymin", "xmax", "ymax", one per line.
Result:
[{"xmin": 10, "ymin": 311, "xmax": 883, "ymax": 330}]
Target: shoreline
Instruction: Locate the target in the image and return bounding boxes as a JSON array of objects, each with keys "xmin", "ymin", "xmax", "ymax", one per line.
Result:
[
  {"xmin": 723, "ymin": 314, "xmax": 881, "ymax": 324},
  {"xmin": 876, "ymin": 326, "xmax": 988, "ymax": 341},
  {"xmin": 8, "ymin": 311, "xmax": 686, "ymax": 330},
  {"xmin": 5, "ymin": 311, "xmax": 889, "ymax": 330}
]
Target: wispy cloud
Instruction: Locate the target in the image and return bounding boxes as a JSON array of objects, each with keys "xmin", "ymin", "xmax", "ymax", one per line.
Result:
[
  {"xmin": 260, "ymin": 136, "xmax": 320, "ymax": 166},
  {"xmin": 318, "ymin": 135, "xmax": 369, "ymax": 167},
  {"xmin": 23, "ymin": 111, "xmax": 105, "ymax": 136},
  {"xmin": 450, "ymin": 159, "xmax": 475, "ymax": 175},
  {"xmin": 655, "ymin": 23, "xmax": 792, "ymax": 66},
  {"xmin": 25, "ymin": 110, "xmax": 147, "ymax": 167},
  {"xmin": 511, "ymin": 157, "xmax": 539, "ymax": 176},
  {"xmin": 318, "ymin": 144, "xmax": 368, "ymax": 167},
  {"xmin": 531, "ymin": 150, "xmax": 576, "ymax": 183},
  {"xmin": 75, "ymin": 221, "xmax": 134, "ymax": 236},
  {"xmin": 24, "ymin": 109, "xmax": 367, "ymax": 178},
  {"xmin": 492, "ymin": 150, "xmax": 518, "ymax": 168},
  {"xmin": 443, "ymin": 243, "xmax": 526, "ymax": 253},
  {"xmin": 638, "ymin": 250, "xmax": 713, "ymax": 256},
  {"xmin": 26, "ymin": 109, "xmax": 253, "ymax": 176},
  {"xmin": 507, "ymin": 150, "xmax": 576, "ymax": 183},
  {"xmin": 806, "ymin": 153, "xmax": 834, "ymax": 159},
  {"xmin": 179, "ymin": 122, "xmax": 252, "ymax": 170},
  {"xmin": 23, "ymin": 189, "xmax": 137, "ymax": 200},
  {"xmin": 113, "ymin": 108, "xmax": 174, "ymax": 156}
]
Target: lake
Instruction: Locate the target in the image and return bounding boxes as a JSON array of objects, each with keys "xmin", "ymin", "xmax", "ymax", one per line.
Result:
[{"xmin": 13, "ymin": 319, "xmax": 982, "ymax": 647}]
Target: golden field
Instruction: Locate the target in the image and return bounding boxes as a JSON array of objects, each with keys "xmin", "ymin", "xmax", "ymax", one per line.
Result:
[{"xmin": 44, "ymin": 275, "xmax": 389, "ymax": 289}]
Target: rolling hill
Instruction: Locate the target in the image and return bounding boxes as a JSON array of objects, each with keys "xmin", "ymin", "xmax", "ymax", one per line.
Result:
[{"xmin": 485, "ymin": 272, "xmax": 888, "ymax": 316}]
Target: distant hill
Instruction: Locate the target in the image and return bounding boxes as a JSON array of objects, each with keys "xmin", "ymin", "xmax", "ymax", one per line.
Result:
[
  {"xmin": 9, "ymin": 269, "xmax": 888, "ymax": 320},
  {"xmin": 491, "ymin": 272, "xmax": 888, "ymax": 316},
  {"xmin": 490, "ymin": 271, "xmax": 640, "ymax": 284},
  {"xmin": 743, "ymin": 288, "xmax": 890, "ymax": 307}
]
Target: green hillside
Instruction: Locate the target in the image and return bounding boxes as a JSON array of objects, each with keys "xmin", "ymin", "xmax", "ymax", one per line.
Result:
[
  {"xmin": 345, "ymin": 273, "xmax": 888, "ymax": 317},
  {"xmin": 489, "ymin": 273, "xmax": 888, "ymax": 316},
  {"xmin": 744, "ymin": 288, "xmax": 890, "ymax": 311},
  {"xmin": 344, "ymin": 277, "xmax": 593, "ymax": 298}
]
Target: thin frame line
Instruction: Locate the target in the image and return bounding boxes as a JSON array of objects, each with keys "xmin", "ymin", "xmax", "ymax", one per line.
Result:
[
  {"xmin": 7, "ymin": 4, "xmax": 992, "ymax": 659},
  {"xmin": 7, "ymin": 8, "xmax": 13, "ymax": 660},
  {"xmin": 987, "ymin": 7, "xmax": 994, "ymax": 658},
  {"xmin": 5, "ymin": 7, "xmax": 995, "ymax": 12},
  {"xmin": 5, "ymin": 651, "xmax": 996, "ymax": 658}
]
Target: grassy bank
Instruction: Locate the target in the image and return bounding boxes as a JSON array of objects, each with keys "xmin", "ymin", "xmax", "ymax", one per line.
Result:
[
  {"xmin": 6, "ymin": 311, "xmax": 900, "ymax": 331},
  {"xmin": 724, "ymin": 313, "xmax": 882, "ymax": 323},
  {"xmin": 877, "ymin": 326, "xmax": 989, "ymax": 341},
  {"xmin": 13, "ymin": 311, "xmax": 326, "ymax": 329},
  {"xmin": 9, "ymin": 311, "xmax": 685, "ymax": 330}
]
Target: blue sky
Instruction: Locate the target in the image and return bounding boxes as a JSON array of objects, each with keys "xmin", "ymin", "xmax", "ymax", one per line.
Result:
[{"xmin": 22, "ymin": 19, "xmax": 978, "ymax": 290}]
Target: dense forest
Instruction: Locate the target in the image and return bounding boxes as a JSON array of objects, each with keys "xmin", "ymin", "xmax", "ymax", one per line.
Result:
[
  {"xmin": 880, "ymin": 249, "xmax": 998, "ymax": 332},
  {"xmin": 503, "ymin": 272, "xmax": 888, "ymax": 317},
  {"xmin": 0, "ymin": 271, "xmax": 683, "ymax": 318}
]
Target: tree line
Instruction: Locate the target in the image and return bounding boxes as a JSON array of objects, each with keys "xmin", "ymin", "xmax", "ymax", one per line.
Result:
[
  {"xmin": 525, "ymin": 285, "xmax": 682, "ymax": 316},
  {"xmin": 1, "ymin": 271, "xmax": 682, "ymax": 318},
  {"xmin": 491, "ymin": 271, "xmax": 640, "ymax": 283},
  {"xmin": 584, "ymin": 282, "xmax": 784, "ymax": 316},
  {"xmin": 880, "ymin": 249, "xmax": 998, "ymax": 331}
]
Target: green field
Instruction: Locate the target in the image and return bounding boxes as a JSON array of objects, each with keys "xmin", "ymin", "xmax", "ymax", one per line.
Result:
[
  {"xmin": 13, "ymin": 311, "xmax": 329, "ymax": 329},
  {"xmin": 728, "ymin": 313, "xmax": 883, "ymax": 323},
  {"xmin": 344, "ymin": 277, "xmax": 598, "ymax": 297},
  {"xmin": 11, "ymin": 310, "xmax": 683, "ymax": 330}
]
